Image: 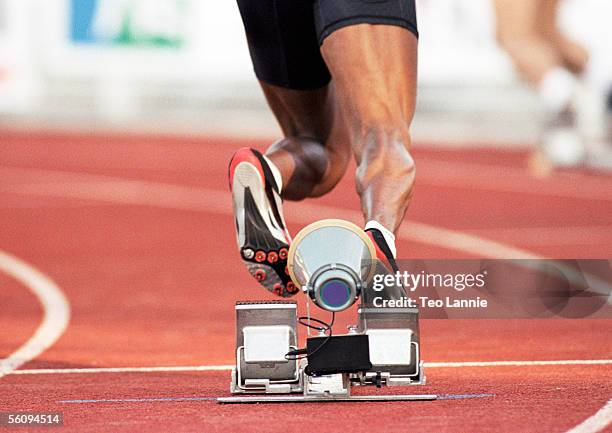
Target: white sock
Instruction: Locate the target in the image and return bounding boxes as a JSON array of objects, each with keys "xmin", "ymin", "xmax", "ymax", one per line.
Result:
[
  {"xmin": 582, "ymin": 57, "xmax": 610, "ymax": 96},
  {"xmin": 262, "ymin": 154, "xmax": 283, "ymax": 193},
  {"xmin": 538, "ymin": 67, "xmax": 579, "ymax": 113},
  {"xmin": 365, "ymin": 220, "xmax": 397, "ymax": 258}
]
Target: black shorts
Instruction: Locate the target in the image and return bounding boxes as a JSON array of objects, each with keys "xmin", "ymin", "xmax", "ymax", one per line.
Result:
[{"xmin": 236, "ymin": 0, "xmax": 418, "ymax": 90}]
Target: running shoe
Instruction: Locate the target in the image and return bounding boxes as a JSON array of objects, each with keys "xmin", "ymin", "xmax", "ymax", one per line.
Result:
[
  {"xmin": 365, "ymin": 227, "xmax": 408, "ymax": 301},
  {"xmin": 228, "ymin": 147, "xmax": 297, "ymax": 297},
  {"xmin": 541, "ymin": 106, "xmax": 585, "ymax": 167},
  {"xmin": 365, "ymin": 227, "xmax": 399, "ymax": 274}
]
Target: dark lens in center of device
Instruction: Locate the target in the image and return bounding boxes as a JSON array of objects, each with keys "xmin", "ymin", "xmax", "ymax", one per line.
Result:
[{"xmin": 321, "ymin": 279, "xmax": 350, "ymax": 307}]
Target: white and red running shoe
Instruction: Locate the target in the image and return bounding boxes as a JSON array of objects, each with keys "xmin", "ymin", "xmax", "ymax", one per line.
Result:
[
  {"xmin": 365, "ymin": 226, "xmax": 408, "ymax": 300},
  {"xmin": 228, "ymin": 147, "xmax": 298, "ymax": 297},
  {"xmin": 365, "ymin": 227, "xmax": 400, "ymax": 274}
]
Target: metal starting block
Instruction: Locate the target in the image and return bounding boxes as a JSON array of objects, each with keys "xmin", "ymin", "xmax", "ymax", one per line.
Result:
[
  {"xmin": 229, "ymin": 301, "xmax": 302, "ymax": 394},
  {"xmin": 358, "ymin": 306, "xmax": 425, "ymax": 386},
  {"xmin": 218, "ymin": 301, "xmax": 435, "ymax": 404}
]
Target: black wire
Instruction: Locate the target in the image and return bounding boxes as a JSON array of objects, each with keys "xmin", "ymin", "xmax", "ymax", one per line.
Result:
[
  {"xmin": 298, "ymin": 316, "xmax": 332, "ymax": 332},
  {"xmin": 285, "ymin": 312, "xmax": 335, "ymax": 361}
]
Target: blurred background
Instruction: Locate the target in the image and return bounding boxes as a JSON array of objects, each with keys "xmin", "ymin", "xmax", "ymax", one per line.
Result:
[{"xmin": 0, "ymin": 0, "xmax": 611, "ymax": 160}]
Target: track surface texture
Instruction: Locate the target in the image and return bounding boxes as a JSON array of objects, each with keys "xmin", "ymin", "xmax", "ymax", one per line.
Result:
[{"xmin": 0, "ymin": 129, "xmax": 611, "ymax": 432}]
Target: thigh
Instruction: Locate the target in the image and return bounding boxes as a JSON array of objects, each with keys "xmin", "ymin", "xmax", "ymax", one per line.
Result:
[
  {"xmin": 539, "ymin": 0, "xmax": 560, "ymax": 38},
  {"xmin": 493, "ymin": 0, "xmax": 540, "ymax": 38},
  {"xmin": 236, "ymin": 0, "xmax": 330, "ymax": 90},
  {"xmin": 260, "ymin": 81, "xmax": 353, "ymax": 197},
  {"xmin": 260, "ymin": 82, "xmax": 334, "ymax": 141},
  {"xmin": 320, "ymin": 24, "xmax": 418, "ymax": 143}
]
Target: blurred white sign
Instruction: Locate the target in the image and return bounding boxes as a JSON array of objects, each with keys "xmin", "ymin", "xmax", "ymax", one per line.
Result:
[{"xmin": 0, "ymin": 0, "xmax": 37, "ymax": 113}]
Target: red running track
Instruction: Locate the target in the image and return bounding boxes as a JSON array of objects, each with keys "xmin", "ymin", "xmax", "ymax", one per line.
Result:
[{"xmin": 0, "ymin": 129, "xmax": 611, "ymax": 432}]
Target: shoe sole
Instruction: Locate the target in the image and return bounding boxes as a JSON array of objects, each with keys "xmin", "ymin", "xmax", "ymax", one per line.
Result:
[{"xmin": 231, "ymin": 158, "xmax": 297, "ymax": 297}]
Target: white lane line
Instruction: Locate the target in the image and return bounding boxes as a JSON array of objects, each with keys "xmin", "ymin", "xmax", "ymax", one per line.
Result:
[
  {"xmin": 13, "ymin": 365, "xmax": 234, "ymax": 374},
  {"xmin": 565, "ymin": 399, "xmax": 612, "ymax": 433},
  {"xmin": 11, "ymin": 359, "xmax": 612, "ymax": 375},
  {"xmin": 3, "ymin": 156, "xmax": 611, "ymax": 201},
  {"xmin": 0, "ymin": 167, "xmax": 539, "ymax": 259},
  {"xmin": 418, "ymin": 159, "xmax": 612, "ymax": 202},
  {"xmin": 7, "ymin": 170, "xmax": 612, "ymax": 296},
  {"xmin": 426, "ymin": 360, "xmax": 612, "ymax": 368},
  {"xmin": 0, "ymin": 250, "xmax": 70, "ymax": 378},
  {"xmin": 461, "ymin": 225, "xmax": 612, "ymax": 247}
]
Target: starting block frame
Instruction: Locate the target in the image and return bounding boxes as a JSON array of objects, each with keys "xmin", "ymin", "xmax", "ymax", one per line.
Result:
[{"xmin": 218, "ymin": 300, "xmax": 436, "ymax": 404}]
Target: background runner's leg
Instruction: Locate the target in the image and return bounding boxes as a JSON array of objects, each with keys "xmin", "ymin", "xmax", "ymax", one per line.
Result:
[
  {"xmin": 493, "ymin": 0, "xmax": 583, "ymax": 84},
  {"xmin": 539, "ymin": 0, "xmax": 589, "ymax": 75}
]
